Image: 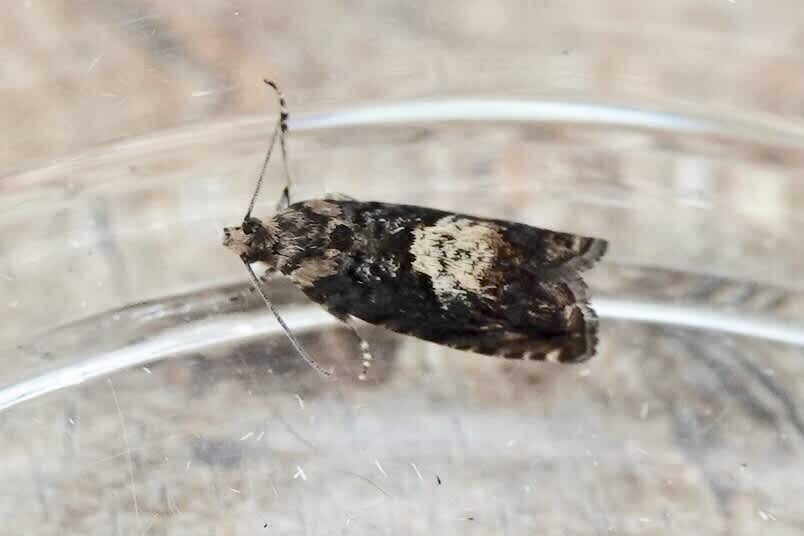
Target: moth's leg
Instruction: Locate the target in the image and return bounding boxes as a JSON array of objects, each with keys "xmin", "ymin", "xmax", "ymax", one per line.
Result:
[
  {"xmin": 339, "ymin": 316, "xmax": 375, "ymax": 381},
  {"xmin": 239, "ymin": 269, "xmax": 279, "ymax": 293},
  {"xmin": 243, "ymin": 262, "xmax": 333, "ymax": 377},
  {"xmin": 257, "ymin": 270, "xmax": 281, "ymax": 285}
]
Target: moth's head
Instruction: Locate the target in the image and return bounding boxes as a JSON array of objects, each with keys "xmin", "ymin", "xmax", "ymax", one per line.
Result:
[{"xmin": 223, "ymin": 217, "xmax": 276, "ymax": 264}]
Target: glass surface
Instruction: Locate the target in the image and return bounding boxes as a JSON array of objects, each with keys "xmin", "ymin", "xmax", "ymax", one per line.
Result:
[
  {"xmin": 3, "ymin": 103, "xmax": 804, "ymax": 534},
  {"xmin": 2, "ymin": 2, "xmax": 804, "ymax": 535}
]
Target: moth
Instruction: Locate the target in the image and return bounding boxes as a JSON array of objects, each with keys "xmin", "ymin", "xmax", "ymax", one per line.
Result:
[{"xmin": 224, "ymin": 80, "xmax": 607, "ymax": 378}]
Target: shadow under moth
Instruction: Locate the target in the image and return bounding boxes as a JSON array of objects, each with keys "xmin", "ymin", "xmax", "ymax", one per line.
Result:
[{"xmin": 224, "ymin": 81, "xmax": 607, "ymax": 379}]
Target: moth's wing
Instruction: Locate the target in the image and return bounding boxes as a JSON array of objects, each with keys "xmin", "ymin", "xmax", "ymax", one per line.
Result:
[
  {"xmin": 328, "ymin": 295, "xmax": 599, "ymax": 364},
  {"xmin": 486, "ymin": 220, "xmax": 606, "ymax": 363},
  {"xmin": 412, "ymin": 274, "xmax": 601, "ymax": 364},
  {"xmin": 391, "ymin": 217, "xmax": 607, "ymax": 363},
  {"xmin": 497, "ymin": 219, "xmax": 608, "ymax": 275},
  {"xmin": 290, "ymin": 201, "xmax": 606, "ymax": 364}
]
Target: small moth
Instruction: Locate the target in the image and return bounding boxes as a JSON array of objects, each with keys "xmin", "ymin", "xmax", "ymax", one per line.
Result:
[{"xmin": 224, "ymin": 80, "xmax": 607, "ymax": 378}]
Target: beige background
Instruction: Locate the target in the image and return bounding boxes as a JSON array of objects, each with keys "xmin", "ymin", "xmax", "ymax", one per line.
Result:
[{"xmin": 4, "ymin": 1, "xmax": 804, "ymax": 172}]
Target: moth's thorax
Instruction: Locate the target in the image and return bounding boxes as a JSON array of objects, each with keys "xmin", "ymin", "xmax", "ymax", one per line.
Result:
[
  {"xmin": 270, "ymin": 200, "xmax": 354, "ymax": 278},
  {"xmin": 223, "ymin": 201, "xmax": 352, "ymax": 275}
]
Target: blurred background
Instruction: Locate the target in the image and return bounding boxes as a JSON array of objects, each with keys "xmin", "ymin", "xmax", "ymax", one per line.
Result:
[
  {"xmin": 2, "ymin": 1, "xmax": 804, "ymax": 534},
  {"xmin": 4, "ymin": 0, "xmax": 804, "ymax": 169}
]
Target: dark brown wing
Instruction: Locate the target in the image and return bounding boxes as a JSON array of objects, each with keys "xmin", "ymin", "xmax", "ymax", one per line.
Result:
[
  {"xmin": 480, "ymin": 218, "xmax": 607, "ymax": 362},
  {"xmin": 287, "ymin": 200, "xmax": 607, "ymax": 363},
  {"xmin": 440, "ymin": 277, "xmax": 603, "ymax": 363}
]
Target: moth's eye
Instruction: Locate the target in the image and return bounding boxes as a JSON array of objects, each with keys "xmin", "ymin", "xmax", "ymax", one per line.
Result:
[{"xmin": 242, "ymin": 217, "xmax": 262, "ymax": 235}]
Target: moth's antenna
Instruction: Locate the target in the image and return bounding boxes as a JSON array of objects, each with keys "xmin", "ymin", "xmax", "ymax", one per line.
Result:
[
  {"xmin": 264, "ymin": 79, "xmax": 294, "ymax": 210},
  {"xmin": 243, "ymin": 262, "xmax": 334, "ymax": 377},
  {"xmin": 244, "ymin": 120, "xmax": 280, "ymax": 222},
  {"xmin": 243, "ymin": 79, "xmax": 293, "ymax": 221},
  {"xmin": 240, "ymin": 81, "xmax": 326, "ymax": 376}
]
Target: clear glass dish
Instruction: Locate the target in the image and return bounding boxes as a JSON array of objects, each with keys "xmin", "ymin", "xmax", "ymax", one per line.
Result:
[{"xmin": 2, "ymin": 98, "xmax": 803, "ymax": 534}]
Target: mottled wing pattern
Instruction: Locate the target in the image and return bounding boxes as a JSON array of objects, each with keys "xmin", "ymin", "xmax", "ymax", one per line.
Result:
[{"xmin": 289, "ymin": 200, "xmax": 607, "ymax": 363}]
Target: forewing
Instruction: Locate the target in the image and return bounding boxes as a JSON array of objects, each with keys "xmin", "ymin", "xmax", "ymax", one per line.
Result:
[
  {"xmin": 395, "ymin": 275, "xmax": 602, "ymax": 364},
  {"xmin": 291, "ymin": 200, "xmax": 606, "ymax": 363}
]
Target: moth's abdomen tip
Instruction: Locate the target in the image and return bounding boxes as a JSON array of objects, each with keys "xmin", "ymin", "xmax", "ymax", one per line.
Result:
[
  {"xmin": 559, "ymin": 326, "xmax": 600, "ymax": 364},
  {"xmin": 575, "ymin": 236, "xmax": 608, "ymax": 270},
  {"xmin": 557, "ymin": 348, "xmax": 596, "ymax": 364}
]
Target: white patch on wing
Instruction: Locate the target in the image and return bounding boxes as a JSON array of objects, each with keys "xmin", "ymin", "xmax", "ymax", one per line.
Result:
[{"xmin": 410, "ymin": 216, "xmax": 501, "ymax": 301}]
